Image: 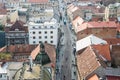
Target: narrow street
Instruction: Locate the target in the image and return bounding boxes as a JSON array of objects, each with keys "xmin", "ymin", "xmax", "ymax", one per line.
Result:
[
  {"xmin": 60, "ymin": 24, "xmax": 73, "ymax": 80},
  {"xmin": 55, "ymin": 0, "xmax": 77, "ymax": 80}
]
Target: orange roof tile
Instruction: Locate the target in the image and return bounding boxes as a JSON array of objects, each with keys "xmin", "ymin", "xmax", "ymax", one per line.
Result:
[
  {"xmin": 30, "ymin": 43, "xmax": 56, "ymax": 65},
  {"xmin": 88, "ymin": 74, "xmax": 99, "ymax": 80},
  {"xmin": 30, "ymin": 44, "xmax": 40, "ymax": 60},
  {"xmin": 104, "ymin": 38, "xmax": 120, "ymax": 45},
  {"xmin": 72, "ymin": 16, "xmax": 84, "ymax": 30},
  {"xmin": 76, "ymin": 46, "xmax": 101, "ymax": 78},
  {"xmin": 28, "ymin": 0, "xmax": 48, "ymax": 3},
  {"xmin": 92, "ymin": 44, "xmax": 111, "ymax": 61},
  {"xmin": 76, "ymin": 21, "xmax": 118, "ymax": 33},
  {"xmin": 44, "ymin": 43, "xmax": 56, "ymax": 65}
]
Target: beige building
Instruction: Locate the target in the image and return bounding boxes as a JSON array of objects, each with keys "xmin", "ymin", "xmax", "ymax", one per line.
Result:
[{"xmin": 7, "ymin": 9, "xmax": 19, "ymax": 23}]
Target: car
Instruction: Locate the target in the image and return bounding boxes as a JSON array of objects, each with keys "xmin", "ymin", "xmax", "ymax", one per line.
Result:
[{"xmin": 63, "ymin": 19, "xmax": 66, "ymax": 25}]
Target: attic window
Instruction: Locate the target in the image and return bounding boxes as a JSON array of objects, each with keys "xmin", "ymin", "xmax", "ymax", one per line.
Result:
[{"xmin": 15, "ymin": 29, "xmax": 19, "ymax": 31}]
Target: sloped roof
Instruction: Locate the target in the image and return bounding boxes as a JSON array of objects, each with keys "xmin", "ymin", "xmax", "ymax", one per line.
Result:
[
  {"xmin": 92, "ymin": 44, "xmax": 111, "ymax": 61},
  {"xmin": 10, "ymin": 20, "xmax": 25, "ymax": 31},
  {"xmin": 72, "ymin": 16, "xmax": 84, "ymax": 30},
  {"xmin": 0, "ymin": 44, "xmax": 37, "ymax": 53},
  {"xmin": 76, "ymin": 46, "xmax": 101, "ymax": 78},
  {"xmin": 104, "ymin": 38, "xmax": 120, "ymax": 45},
  {"xmin": 88, "ymin": 74, "xmax": 99, "ymax": 80},
  {"xmin": 28, "ymin": 0, "xmax": 48, "ymax": 3},
  {"xmin": 76, "ymin": 21, "xmax": 118, "ymax": 33},
  {"xmin": 76, "ymin": 34, "xmax": 107, "ymax": 52},
  {"xmin": 30, "ymin": 43, "xmax": 56, "ymax": 65}
]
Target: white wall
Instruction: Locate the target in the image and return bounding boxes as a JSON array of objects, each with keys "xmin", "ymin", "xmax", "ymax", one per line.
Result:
[{"xmin": 28, "ymin": 19, "xmax": 59, "ymax": 47}]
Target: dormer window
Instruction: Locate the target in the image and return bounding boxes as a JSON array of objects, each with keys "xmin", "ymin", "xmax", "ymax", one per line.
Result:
[{"xmin": 15, "ymin": 28, "xmax": 19, "ymax": 31}]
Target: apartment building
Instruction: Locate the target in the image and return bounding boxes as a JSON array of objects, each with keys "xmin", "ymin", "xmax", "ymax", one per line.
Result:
[{"xmin": 28, "ymin": 18, "xmax": 59, "ymax": 47}]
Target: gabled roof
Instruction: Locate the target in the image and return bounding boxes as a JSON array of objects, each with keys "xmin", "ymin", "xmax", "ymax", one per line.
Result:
[
  {"xmin": 10, "ymin": 20, "xmax": 25, "ymax": 31},
  {"xmin": 76, "ymin": 21, "xmax": 118, "ymax": 33},
  {"xmin": 28, "ymin": 0, "xmax": 48, "ymax": 3},
  {"xmin": 76, "ymin": 46, "xmax": 102, "ymax": 78},
  {"xmin": 76, "ymin": 34, "xmax": 107, "ymax": 52},
  {"xmin": 30, "ymin": 43, "xmax": 56, "ymax": 65},
  {"xmin": 92, "ymin": 44, "xmax": 111, "ymax": 61}
]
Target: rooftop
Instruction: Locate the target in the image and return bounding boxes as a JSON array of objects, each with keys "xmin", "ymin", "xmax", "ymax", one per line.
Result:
[
  {"xmin": 92, "ymin": 44, "xmax": 111, "ymax": 61},
  {"xmin": 76, "ymin": 21, "xmax": 118, "ymax": 33},
  {"xmin": 76, "ymin": 34, "xmax": 107, "ymax": 52},
  {"xmin": 76, "ymin": 46, "xmax": 102, "ymax": 78}
]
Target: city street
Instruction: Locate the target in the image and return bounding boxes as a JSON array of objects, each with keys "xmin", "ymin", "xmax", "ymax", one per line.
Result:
[{"xmin": 55, "ymin": 0, "xmax": 77, "ymax": 80}]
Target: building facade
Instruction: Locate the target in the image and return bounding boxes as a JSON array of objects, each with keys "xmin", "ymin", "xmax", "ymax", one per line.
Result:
[
  {"xmin": 5, "ymin": 20, "xmax": 28, "ymax": 45},
  {"xmin": 28, "ymin": 18, "xmax": 59, "ymax": 47}
]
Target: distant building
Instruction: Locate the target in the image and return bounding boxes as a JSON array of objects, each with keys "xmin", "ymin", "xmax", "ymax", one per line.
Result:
[
  {"xmin": 0, "ymin": 31, "xmax": 5, "ymax": 48},
  {"xmin": 7, "ymin": 9, "xmax": 19, "ymax": 23},
  {"xmin": 28, "ymin": 18, "xmax": 59, "ymax": 47},
  {"xmin": 76, "ymin": 43, "xmax": 120, "ymax": 80},
  {"xmin": 73, "ymin": 21, "xmax": 118, "ymax": 40},
  {"xmin": 5, "ymin": 20, "xmax": 28, "ymax": 45}
]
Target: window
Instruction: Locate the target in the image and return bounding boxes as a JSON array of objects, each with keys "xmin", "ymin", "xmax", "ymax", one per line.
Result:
[
  {"xmin": 39, "ymin": 36, "xmax": 41, "ymax": 39},
  {"xmin": 39, "ymin": 31, "xmax": 41, "ymax": 34},
  {"xmin": 39, "ymin": 41, "xmax": 42, "ymax": 43},
  {"xmin": 51, "ymin": 41, "xmax": 53, "ymax": 43},
  {"xmin": 45, "ymin": 36, "xmax": 47, "ymax": 39},
  {"xmin": 33, "ymin": 26, "xmax": 35, "ymax": 29},
  {"xmin": 45, "ymin": 31, "xmax": 47, "ymax": 34},
  {"xmin": 45, "ymin": 41, "xmax": 47, "ymax": 43},
  {"xmin": 50, "ymin": 26, "xmax": 53, "ymax": 28},
  {"xmin": 33, "ymin": 41, "xmax": 36, "ymax": 44},
  {"xmin": 33, "ymin": 36, "xmax": 35, "ymax": 39},
  {"xmin": 33, "ymin": 32, "xmax": 35, "ymax": 34},
  {"xmin": 51, "ymin": 36, "xmax": 53, "ymax": 38},
  {"xmin": 50, "ymin": 31, "xmax": 53, "ymax": 34}
]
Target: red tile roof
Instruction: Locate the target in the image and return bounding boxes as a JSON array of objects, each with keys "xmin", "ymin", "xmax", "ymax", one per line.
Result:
[
  {"xmin": 30, "ymin": 44, "xmax": 40, "ymax": 60},
  {"xmin": 76, "ymin": 46, "xmax": 101, "ymax": 78},
  {"xmin": 30, "ymin": 43, "xmax": 56, "ymax": 66},
  {"xmin": 72, "ymin": 16, "xmax": 84, "ymax": 30},
  {"xmin": 88, "ymin": 74, "xmax": 99, "ymax": 80},
  {"xmin": 76, "ymin": 21, "xmax": 118, "ymax": 33},
  {"xmin": 0, "ymin": 44, "xmax": 37, "ymax": 53},
  {"xmin": 92, "ymin": 44, "xmax": 111, "ymax": 61},
  {"xmin": 28, "ymin": 0, "xmax": 48, "ymax": 3},
  {"xmin": 104, "ymin": 38, "xmax": 120, "ymax": 45}
]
